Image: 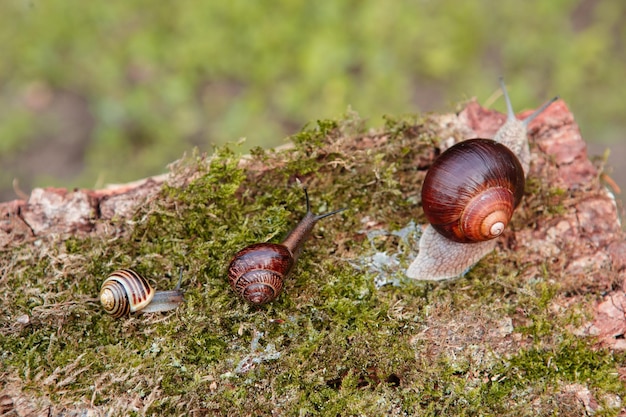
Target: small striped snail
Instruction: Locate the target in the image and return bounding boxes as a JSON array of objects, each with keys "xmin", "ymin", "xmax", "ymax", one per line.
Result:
[
  {"xmin": 99, "ymin": 268, "xmax": 185, "ymax": 318},
  {"xmin": 406, "ymin": 78, "xmax": 558, "ymax": 281},
  {"xmin": 227, "ymin": 188, "xmax": 345, "ymax": 305}
]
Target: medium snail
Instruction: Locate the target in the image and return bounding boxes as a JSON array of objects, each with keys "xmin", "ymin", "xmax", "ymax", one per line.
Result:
[
  {"xmin": 99, "ymin": 268, "xmax": 185, "ymax": 318},
  {"xmin": 227, "ymin": 188, "xmax": 345, "ymax": 305},
  {"xmin": 406, "ymin": 78, "xmax": 558, "ymax": 281}
]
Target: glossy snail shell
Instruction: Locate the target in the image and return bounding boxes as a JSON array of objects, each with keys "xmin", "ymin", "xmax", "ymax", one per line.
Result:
[
  {"xmin": 227, "ymin": 188, "xmax": 345, "ymax": 305},
  {"xmin": 406, "ymin": 77, "xmax": 558, "ymax": 281},
  {"xmin": 227, "ymin": 243, "xmax": 293, "ymax": 305},
  {"xmin": 421, "ymin": 138, "xmax": 525, "ymax": 243},
  {"xmin": 99, "ymin": 269, "xmax": 154, "ymax": 318}
]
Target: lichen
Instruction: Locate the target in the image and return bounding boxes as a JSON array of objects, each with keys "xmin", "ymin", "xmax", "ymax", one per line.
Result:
[{"xmin": 1, "ymin": 109, "xmax": 624, "ymax": 416}]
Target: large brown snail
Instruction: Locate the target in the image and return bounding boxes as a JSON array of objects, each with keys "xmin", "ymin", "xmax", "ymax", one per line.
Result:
[
  {"xmin": 227, "ymin": 188, "xmax": 345, "ymax": 305},
  {"xmin": 99, "ymin": 268, "xmax": 185, "ymax": 318},
  {"xmin": 406, "ymin": 78, "xmax": 558, "ymax": 280}
]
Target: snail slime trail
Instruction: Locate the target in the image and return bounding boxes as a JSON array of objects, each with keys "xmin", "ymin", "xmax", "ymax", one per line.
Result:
[
  {"xmin": 406, "ymin": 78, "xmax": 558, "ymax": 281},
  {"xmin": 227, "ymin": 188, "xmax": 346, "ymax": 305}
]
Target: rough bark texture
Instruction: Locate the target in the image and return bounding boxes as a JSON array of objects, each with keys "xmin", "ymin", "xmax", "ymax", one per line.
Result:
[
  {"xmin": 0, "ymin": 175, "xmax": 169, "ymax": 246},
  {"xmin": 1, "ymin": 101, "xmax": 624, "ymax": 336},
  {"xmin": 1, "ymin": 100, "xmax": 625, "ymax": 416},
  {"xmin": 462, "ymin": 100, "xmax": 625, "ymax": 350}
]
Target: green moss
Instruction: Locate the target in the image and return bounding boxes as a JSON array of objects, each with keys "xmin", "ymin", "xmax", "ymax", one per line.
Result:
[
  {"xmin": 291, "ymin": 119, "xmax": 341, "ymax": 150},
  {"xmin": 506, "ymin": 339, "xmax": 624, "ymax": 392},
  {"xmin": 1, "ymin": 111, "xmax": 623, "ymax": 416},
  {"xmin": 524, "ymin": 177, "xmax": 568, "ymax": 218}
]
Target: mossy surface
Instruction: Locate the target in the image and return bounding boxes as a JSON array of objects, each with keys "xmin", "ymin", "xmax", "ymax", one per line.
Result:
[{"xmin": 0, "ymin": 111, "xmax": 624, "ymax": 416}]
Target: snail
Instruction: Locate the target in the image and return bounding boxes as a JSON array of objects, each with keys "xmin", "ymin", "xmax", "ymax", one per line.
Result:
[
  {"xmin": 227, "ymin": 188, "xmax": 345, "ymax": 305},
  {"xmin": 99, "ymin": 268, "xmax": 185, "ymax": 318},
  {"xmin": 406, "ymin": 78, "xmax": 558, "ymax": 281}
]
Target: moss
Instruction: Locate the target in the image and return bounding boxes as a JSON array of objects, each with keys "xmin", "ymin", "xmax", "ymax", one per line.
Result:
[
  {"xmin": 507, "ymin": 339, "xmax": 624, "ymax": 392},
  {"xmin": 1, "ymin": 110, "xmax": 624, "ymax": 416},
  {"xmin": 524, "ymin": 177, "xmax": 568, "ymax": 218}
]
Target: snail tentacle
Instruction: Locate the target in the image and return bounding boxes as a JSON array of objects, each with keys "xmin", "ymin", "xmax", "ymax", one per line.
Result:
[
  {"xmin": 99, "ymin": 268, "xmax": 184, "ymax": 318},
  {"xmin": 227, "ymin": 188, "xmax": 345, "ymax": 305},
  {"xmin": 407, "ymin": 78, "xmax": 557, "ymax": 281}
]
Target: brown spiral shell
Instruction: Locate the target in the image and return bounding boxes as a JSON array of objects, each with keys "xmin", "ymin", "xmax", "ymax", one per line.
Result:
[
  {"xmin": 99, "ymin": 269, "xmax": 155, "ymax": 318},
  {"xmin": 227, "ymin": 243, "xmax": 294, "ymax": 305},
  {"xmin": 421, "ymin": 138, "xmax": 525, "ymax": 243}
]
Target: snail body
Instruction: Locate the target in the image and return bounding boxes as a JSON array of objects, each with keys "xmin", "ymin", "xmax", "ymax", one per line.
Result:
[
  {"xmin": 100, "ymin": 268, "xmax": 184, "ymax": 318},
  {"xmin": 227, "ymin": 189, "xmax": 345, "ymax": 305},
  {"xmin": 406, "ymin": 78, "xmax": 558, "ymax": 281}
]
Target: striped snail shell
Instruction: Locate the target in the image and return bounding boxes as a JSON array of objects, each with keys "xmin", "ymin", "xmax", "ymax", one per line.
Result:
[
  {"xmin": 227, "ymin": 188, "xmax": 345, "ymax": 305},
  {"xmin": 99, "ymin": 268, "xmax": 184, "ymax": 318}
]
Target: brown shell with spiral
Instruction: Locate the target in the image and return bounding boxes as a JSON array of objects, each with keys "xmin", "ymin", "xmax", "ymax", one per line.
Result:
[
  {"xmin": 227, "ymin": 243, "xmax": 294, "ymax": 305},
  {"xmin": 99, "ymin": 269, "xmax": 155, "ymax": 318},
  {"xmin": 421, "ymin": 138, "xmax": 525, "ymax": 243}
]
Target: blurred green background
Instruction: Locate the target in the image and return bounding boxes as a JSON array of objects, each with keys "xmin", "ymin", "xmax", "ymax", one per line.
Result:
[{"xmin": 1, "ymin": 0, "xmax": 624, "ymax": 204}]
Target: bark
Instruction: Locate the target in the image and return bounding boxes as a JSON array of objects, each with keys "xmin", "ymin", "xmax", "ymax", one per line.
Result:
[{"xmin": 1, "ymin": 100, "xmax": 625, "ymax": 416}]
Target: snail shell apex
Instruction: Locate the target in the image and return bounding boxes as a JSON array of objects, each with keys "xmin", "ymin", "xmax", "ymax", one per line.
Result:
[
  {"xmin": 421, "ymin": 138, "xmax": 525, "ymax": 243},
  {"xmin": 227, "ymin": 243, "xmax": 294, "ymax": 305},
  {"xmin": 100, "ymin": 269, "xmax": 155, "ymax": 318}
]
